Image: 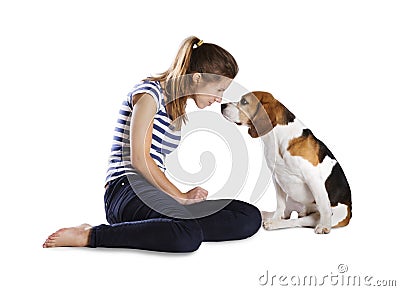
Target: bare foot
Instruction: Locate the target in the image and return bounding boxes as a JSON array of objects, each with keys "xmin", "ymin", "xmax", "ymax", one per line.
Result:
[{"xmin": 43, "ymin": 223, "xmax": 92, "ymax": 248}]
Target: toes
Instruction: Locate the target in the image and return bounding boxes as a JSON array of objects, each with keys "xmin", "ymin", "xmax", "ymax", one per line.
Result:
[
  {"xmin": 323, "ymin": 227, "xmax": 330, "ymax": 234},
  {"xmin": 314, "ymin": 225, "xmax": 331, "ymax": 234},
  {"xmin": 43, "ymin": 240, "xmax": 55, "ymax": 248},
  {"xmin": 49, "ymin": 234, "xmax": 59, "ymax": 240},
  {"xmin": 43, "ymin": 234, "xmax": 57, "ymax": 248},
  {"xmin": 263, "ymin": 219, "xmax": 274, "ymax": 230}
]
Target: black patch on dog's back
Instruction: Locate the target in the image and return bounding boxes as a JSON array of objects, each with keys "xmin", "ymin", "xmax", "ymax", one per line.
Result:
[{"xmin": 301, "ymin": 129, "xmax": 334, "ymax": 163}]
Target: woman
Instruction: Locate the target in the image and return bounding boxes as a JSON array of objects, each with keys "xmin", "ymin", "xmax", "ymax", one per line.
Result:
[{"xmin": 43, "ymin": 36, "xmax": 261, "ymax": 252}]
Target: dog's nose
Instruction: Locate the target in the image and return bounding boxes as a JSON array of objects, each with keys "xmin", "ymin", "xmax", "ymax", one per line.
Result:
[{"xmin": 221, "ymin": 103, "xmax": 228, "ymax": 112}]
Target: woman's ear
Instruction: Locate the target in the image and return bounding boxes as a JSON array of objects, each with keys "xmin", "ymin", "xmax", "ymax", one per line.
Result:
[{"xmin": 192, "ymin": 73, "xmax": 201, "ymax": 84}]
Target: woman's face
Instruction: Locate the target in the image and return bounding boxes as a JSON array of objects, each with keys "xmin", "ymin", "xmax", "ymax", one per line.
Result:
[{"xmin": 191, "ymin": 75, "xmax": 232, "ymax": 109}]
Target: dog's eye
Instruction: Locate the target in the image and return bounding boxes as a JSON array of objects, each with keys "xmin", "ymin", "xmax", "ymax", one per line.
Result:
[{"xmin": 240, "ymin": 98, "xmax": 248, "ymax": 105}]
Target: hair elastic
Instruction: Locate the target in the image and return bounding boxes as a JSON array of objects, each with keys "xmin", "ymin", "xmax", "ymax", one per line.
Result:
[{"xmin": 196, "ymin": 40, "xmax": 204, "ymax": 47}]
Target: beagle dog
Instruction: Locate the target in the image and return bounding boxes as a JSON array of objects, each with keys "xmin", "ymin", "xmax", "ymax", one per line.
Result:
[{"xmin": 221, "ymin": 91, "xmax": 351, "ymax": 234}]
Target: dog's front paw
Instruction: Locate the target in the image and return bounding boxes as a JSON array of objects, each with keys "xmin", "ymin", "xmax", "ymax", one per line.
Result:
[
  {"xmin": 314, "ymin": 224, "xmax": 331, "ymax": 234},
  {"xmin": 263, "ymin": 219, "xmax": 277, "ymax": 231}
]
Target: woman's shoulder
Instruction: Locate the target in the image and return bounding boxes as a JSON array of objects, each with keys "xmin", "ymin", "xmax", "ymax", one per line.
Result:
[
  {"xmin": 128, "ymin": 79, "xmax": 163, "ymax": 111},
  {"xmin": 131, "ymin": 79, "xmax": 162, "ymax": 96}
]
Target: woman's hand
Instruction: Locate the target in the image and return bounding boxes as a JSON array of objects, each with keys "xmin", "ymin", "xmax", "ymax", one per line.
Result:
[{"xmin": 177, "ymin": 187, "xmax": 208, "ymax": 205}]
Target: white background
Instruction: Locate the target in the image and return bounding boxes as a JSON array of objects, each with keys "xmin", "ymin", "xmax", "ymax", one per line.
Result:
[{"xmin": 1, "ymin": 0, "xmax": 399, "ymax": 290}]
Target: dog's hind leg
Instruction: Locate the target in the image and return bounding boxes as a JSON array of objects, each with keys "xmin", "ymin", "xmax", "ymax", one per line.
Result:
[
  {"xmin": 295, "ymin": 212, "xmax": 320, "ymax": 228},
  {"xmin": 285, "ymin": 196, "xmax": 307, "ymax": 218},
  {"xmin": 263, "ymin": 212, "xmax": 320, "ymax": 230}
]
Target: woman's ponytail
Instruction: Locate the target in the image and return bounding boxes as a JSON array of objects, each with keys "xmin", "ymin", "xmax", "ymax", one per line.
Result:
[{"xmin": 168, "ymin": 36, "xmax": 201, "ymax": 82}]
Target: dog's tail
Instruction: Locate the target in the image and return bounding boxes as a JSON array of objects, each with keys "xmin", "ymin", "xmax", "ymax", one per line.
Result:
[{"xmin": 332, "ymin": 202, "xmax": 352, "ymax": 228}]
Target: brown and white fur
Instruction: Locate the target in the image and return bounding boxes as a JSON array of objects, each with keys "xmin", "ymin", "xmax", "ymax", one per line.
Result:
[{"xmin": 221, "ymin": 91, "xmax": 352, "ymax": 234}]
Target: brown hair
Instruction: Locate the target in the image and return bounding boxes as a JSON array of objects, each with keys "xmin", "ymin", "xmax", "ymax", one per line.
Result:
[{"xmin": 146, "ymin": 36, "xmax": 238, "ymax": 129}]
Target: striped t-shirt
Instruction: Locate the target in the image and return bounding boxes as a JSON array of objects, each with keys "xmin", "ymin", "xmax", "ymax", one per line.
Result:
[{"xmin": 105, "ymin": 80, "xmax": 181, "ymax": 184}]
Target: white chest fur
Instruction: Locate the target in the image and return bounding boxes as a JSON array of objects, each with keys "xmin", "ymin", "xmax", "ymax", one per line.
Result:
[{"xmin": 260, "ymin": 118, "xmax": 337, "ymax": 204}]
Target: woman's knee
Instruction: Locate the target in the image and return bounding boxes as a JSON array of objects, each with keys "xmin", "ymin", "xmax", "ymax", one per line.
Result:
[
  {"xmin": 232, "ymin": 200, "xmax": 262, "ymax": 238},
  {"xmin": 248, "ymin": 203, "xmax": 262, "ymax": 236},
  {"xmin": 171, "ymin": 220, "xmax": 203, "ymax": 253}
]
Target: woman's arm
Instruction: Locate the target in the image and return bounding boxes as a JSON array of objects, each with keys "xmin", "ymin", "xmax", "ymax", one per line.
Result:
[{"xmin": 130, "ymin": 93, "xmax": 207, "ymax": 204}]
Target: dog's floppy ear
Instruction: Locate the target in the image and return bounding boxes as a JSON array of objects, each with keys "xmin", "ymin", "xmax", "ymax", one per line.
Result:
[{"xmin": 248, "ymin": 105, "xmax": 273, "ymax": 138}]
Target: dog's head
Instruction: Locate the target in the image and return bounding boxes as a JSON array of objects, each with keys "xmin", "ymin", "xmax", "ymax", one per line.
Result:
[{"xmin": 221, "ymin": 91, "xmax": 295, "ymax": 138}]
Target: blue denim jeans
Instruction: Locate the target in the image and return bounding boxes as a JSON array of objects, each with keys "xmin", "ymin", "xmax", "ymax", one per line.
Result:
[{"xmin": 88, "ymin": 172, "xmax": 261, "ymax": 253}]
